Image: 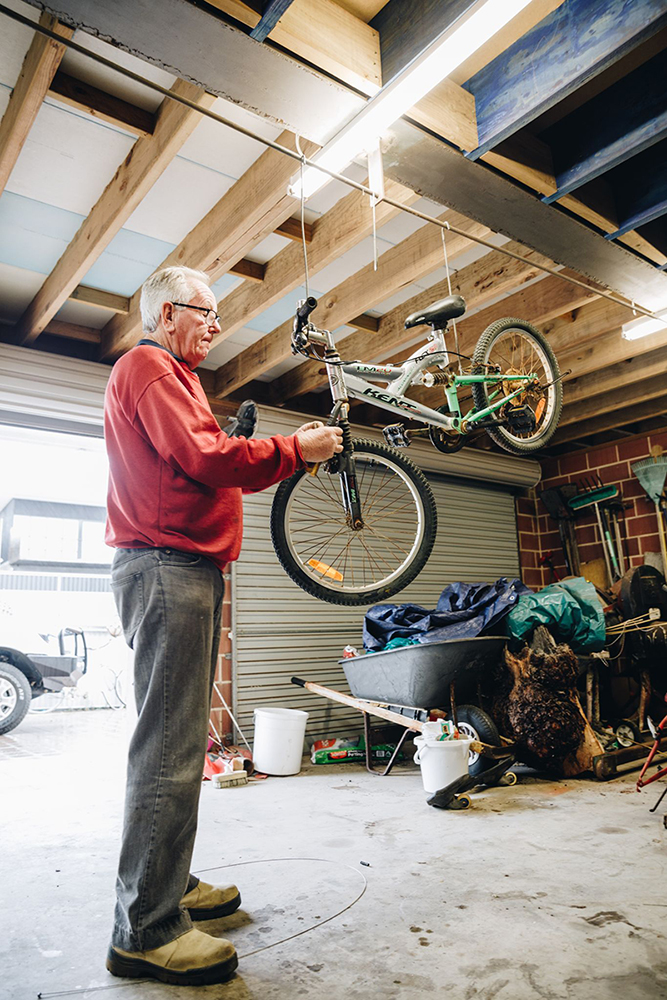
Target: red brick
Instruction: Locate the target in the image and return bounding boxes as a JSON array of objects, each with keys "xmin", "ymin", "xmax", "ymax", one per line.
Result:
[
  {"xmin": 576, "ymin": 524, "xmax": 597, "ymax": 546},
  {"xmin": 517, "ymin": 512, "xmax": 536, "ymax": 533},
  {"xmin": 598, "ymin": 461, "xmax": 630, "ymax": 485},
  {"xmin": 540, "ymin": 474, "xmax": 569, "ymax": 490},
  {"xmin": 559, "ymin": 452, "xmax": 589, "ymax": 476},
  {"xmin": 579, "ymin": 541, "xmax": 603, "ymax": 562},
  {"xmin": 634, "ymin": 496, "xmax": 655, "ymax": 517},
  {"xmin": 649, "ymin": 431, "xmax": 667, "ymax": 452},
  {"xmin": 516, "ymin": 496, "xmax": 534, "ymax": 516},
  {"xmin": 622, "ymin": 478, "xmax": 646, "ymax": 499},
  {"xmin": 617, "ymin": 437, "xmax": 652, "ymax": 462},
  {"xmin": 519, "ymin": 531, "xmax": 540, "ymax": 551},
  {"xmin": 540, "ymin": 458, "xmax": 560, "ymax": 480},
  {"xmin": 587, "ymin": 444, "xmax": 619, "ymax": 468},
  {"xmin": 627, "ymin": 513, "xmax": 659, "ymax": 536},
  {"xmin": 520, "ymin": 549, "xmax": 537, "ymax": 569},
  {"xmin": 522, "ymin": 568, "xmax": 545, "ymax": 589},
  {"xmin": 625, "ymin": 536, "xmax": 640, "ymax": 556},
  {"xmin": 629, "ymin": 554, "xmax": 644, "ymax": 568}
]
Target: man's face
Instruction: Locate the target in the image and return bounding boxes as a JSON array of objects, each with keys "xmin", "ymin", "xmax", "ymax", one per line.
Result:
[{"xmin": 161, "ymin": 281, "xmax": 220, "ymax": 368}]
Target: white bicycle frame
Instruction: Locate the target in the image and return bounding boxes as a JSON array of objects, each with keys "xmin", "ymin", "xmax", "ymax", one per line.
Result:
[{"xmin": 304, "ymin": 324, "xmax": 537, "ymax": 434}]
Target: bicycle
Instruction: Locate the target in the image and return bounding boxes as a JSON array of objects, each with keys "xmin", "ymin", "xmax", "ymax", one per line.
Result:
[{"xmin": 271, "ymin": 293, "xmax": 563, "ymax": 606}]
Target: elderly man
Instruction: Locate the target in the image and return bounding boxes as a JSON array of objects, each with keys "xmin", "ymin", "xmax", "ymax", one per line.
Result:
[{"xmin": 104, "ymin": 266, "xmax": 342, "ymax": 986}]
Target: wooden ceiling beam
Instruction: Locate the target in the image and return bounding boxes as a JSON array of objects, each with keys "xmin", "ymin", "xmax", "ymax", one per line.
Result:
[
  {"xmin": 274, "ymin": 217, "xmax": 313, "ymax": 243},
  {"xmin": 211, "ymin": 177, "xmax": 419, "ymax": 392},
  {"xmin": 202, "ymin": 0, "xmax": 381, "ymax": 95},
  {"xmin": 550, "ymin": 395, "xmax": 667, "ymax": 447},
  {"xmin": 47, "ymin": 70, "xmax": 155, "ymax": 136},
  {"xmin": 562, "ymin": 344, "xmax": 667, "ymax": 415},
  {"xmin": 44, "ymin": 319, "xmax": 101, "ymax": 343},
  {"xmin": 0, "ymin": 13, "xmax": 72, "ymax": 199},
  {"xmin": 69, "ymin": 286, "xmax": 130, "ymax": 313},
  {"xmin": 14, "ymin": 79, "xmax": 216, "ymax": 348},
  {"xmin": 99, "ymin": 130, "xmax": 319, "ymax": 360},
  {"xmin": 272, "ymin": 238, "xmax": 555, "ymax": 402},
  {"xmin": 216, "ymin": 209, "xmax": 494, "ymax": 399}
]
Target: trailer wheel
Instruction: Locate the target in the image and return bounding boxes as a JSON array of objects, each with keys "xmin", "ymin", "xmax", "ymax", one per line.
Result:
[{"xmin": 456, "ymin": 705, "xmax": 501, "ymax": 777}]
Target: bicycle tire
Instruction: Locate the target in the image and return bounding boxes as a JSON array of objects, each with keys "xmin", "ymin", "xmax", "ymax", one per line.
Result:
[
  {"xmin": 471, "ymin": 317, "xmax": 562, "ymax": 454},
  {"xmin": 271, "ymin": 439, "xmax": 437, "ymax": 606}
]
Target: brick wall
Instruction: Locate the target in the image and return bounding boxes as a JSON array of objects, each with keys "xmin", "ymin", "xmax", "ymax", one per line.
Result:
[{"xmin": 517, "ymin": 430, "xmax": 667, "ymax": 590}]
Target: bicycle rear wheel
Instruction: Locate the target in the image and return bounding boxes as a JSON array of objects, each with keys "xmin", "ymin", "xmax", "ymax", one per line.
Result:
[
  {"xmin": 471, "ymin": 317, "xmax": 562, "ymax": 454},
  {"xmin": 271, "ymin": 439, "xmax": 437, "ymax": 606}
]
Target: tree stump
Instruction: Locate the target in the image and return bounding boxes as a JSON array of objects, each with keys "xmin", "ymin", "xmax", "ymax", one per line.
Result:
[{"xmin": 493, "ymin": 626, "xmax": 603, "ymax": 776}]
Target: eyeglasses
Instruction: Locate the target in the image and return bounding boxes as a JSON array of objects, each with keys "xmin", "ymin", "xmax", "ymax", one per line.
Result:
[{"xmin": 171, "ymin": 302, "xmax": 220, "ymax": 326}]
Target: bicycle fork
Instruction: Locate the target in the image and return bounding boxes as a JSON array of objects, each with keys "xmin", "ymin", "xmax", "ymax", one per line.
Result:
[{"xmin": 324, "ymin": 356, "xmax": 364, "ymax": 531}]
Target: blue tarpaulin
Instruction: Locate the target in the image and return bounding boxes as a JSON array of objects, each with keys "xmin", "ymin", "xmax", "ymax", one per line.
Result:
[{"xmin": 363, "ymin": 578, "xmax": 532, "ymax": 652}]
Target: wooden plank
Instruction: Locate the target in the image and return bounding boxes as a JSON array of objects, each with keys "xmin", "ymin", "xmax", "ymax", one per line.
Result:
[
  {"xmin": 557, "ymin": 372, "xmax": 667, "ymax": 431},
  {"xmin": 556, "ymin": 320, "xmax": 667, "ymax": 383},
  {"xmin": 99, "ymin": 130, "xmax": 319, "ymax": 361},
  {"xmin": 250, "ymin": 0, "xmax": 298, "ymax": 41},
  {"xmin": 563, "ymin": 344, "xmax": 667, "ymax": 412},
  {"xmin": 203, "ymin": 0, "xmax": 382, "ymax": 95},
  {"xmin": 275, "ymin": 217, "xmax": 313, "ymax": 243},
  {"xmin": 272, "ymin": 239, "xmax": 554, "ymax": 401},
  {"xmin": 466, "ymin": 0, "xmax": 667, "ymax": 158},
  {"xmin": 69, "ymin": 286, "xmax": 130, "ymax": 312},
  {"xmin": 551, "ymin": 396, "xmax": 667, "ymax": 446},
  {"xmin": 543, "ymin": 49, "xmax": 667, "ymax": 203},
  {"xmin": 217, "ymin": 210, "xmax": 493, "ymax": 399},
  {"xmin": 482, "ymin": 133, "xmax": 557, "ymax": 197},
  {"xmin": 47, "ymin": 70, "xmax": 155, "ymax": 136},
  {"xmin": 44, "ymin": 320, "xmax": 101, "ymax": 343},
  {"xmin": 349, "ymin": 314, "xmax": 379, "ymax": 333},
  {"xmin": 407, "ymin": 77, "xmax": 478, "ymax": 152},
  {"xmin": 229, "ymin": 258, "xmax": 266, "ymax": 282},
  {"xmin": 0, "ymin": 13, "xmax": 73, "ymax": 198},
  {"xmin": 14, "ymin": 79, "xmax": 216, "ymax": 347},
  {"xmin": 333, "ymin": 0, "xmax": 388, "ymax": 21},
  {"xmin": 211, "ymin": 177, "xmax": 419, "ymax": 394}
]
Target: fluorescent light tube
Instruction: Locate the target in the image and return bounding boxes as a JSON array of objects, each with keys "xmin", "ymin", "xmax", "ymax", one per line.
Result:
[
  {"xmin": 290, "ymin": 0, "xmax": 534, "ymax": 200},
  {"xmin": 622, "ymin": 312, "xmax": 667, "ymax": 340}
]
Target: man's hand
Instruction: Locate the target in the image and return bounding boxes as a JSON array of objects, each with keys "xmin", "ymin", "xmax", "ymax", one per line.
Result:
[{"xmin": 296, "ymin": 421, "xmax": 344, "ymax": 462}]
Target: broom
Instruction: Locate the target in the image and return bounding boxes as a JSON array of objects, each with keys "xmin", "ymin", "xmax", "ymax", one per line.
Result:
[{"xmin": 632, "ymin": 446, "xmax": 667, "ymax": 576}]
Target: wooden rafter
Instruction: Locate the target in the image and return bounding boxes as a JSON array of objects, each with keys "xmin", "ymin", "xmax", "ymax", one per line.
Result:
[
  {"xmin": 550, "ymin": 397, "xmax": 667, "ymax": 447},
  {"xmin": 0, "ymin": 13, "xmax": 73, "ymax": 199},
  {"xmin": 14, "ymin": 79, "xmax": 216, "ymax": 347},
  {"xmin": 47, "ymin": 71, "xmax": 156, "ymax": 136},
  {"xmin": 211, "ymin": 176, "xmax": 420, "ymax": 389},
  {"xmin": 202, "ymin": 0, "xmax": 382, "ymax": 95},
  {"xmin": 69, "ymin": 286, "xmax": 130, "ymax": 313},
  {"xmin": 215, "ymin": 208, "xmax": 492, "ymax": 399},
  {"xmin": 99, "ymin": 130, "xmax": 319, "ymax": 361}
]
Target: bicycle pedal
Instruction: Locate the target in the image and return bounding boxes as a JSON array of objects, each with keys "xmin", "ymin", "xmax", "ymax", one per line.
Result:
[{"xmin": 382, "ymin": 423, "xmax": 411, "ymax": 448}]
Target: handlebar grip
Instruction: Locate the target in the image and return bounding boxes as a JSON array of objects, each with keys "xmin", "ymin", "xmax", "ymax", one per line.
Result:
[{"xmin": 296, "ymin": 296, "xmax": 318, "ymax": 321}]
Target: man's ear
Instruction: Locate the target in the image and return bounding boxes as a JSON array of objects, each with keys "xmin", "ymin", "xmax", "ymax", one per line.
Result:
[{"xmin": 161, "ymin": 300, "xmax": 177, "ymax": 331}]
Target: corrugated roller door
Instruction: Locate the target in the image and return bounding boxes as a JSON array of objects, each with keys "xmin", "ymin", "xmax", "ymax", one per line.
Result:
[{"xmin": 233, "ymin": 474, "xmax": 519, "ymax": 743}]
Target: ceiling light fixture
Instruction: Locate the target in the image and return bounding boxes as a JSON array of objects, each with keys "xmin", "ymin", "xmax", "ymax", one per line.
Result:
[
  {"xmin": 289, "ymin": 0, "xmax": 534, "ymax": 201},
  {"xmin": 622, "ymin": 307, "xmax": 667, "ymax": 340}
]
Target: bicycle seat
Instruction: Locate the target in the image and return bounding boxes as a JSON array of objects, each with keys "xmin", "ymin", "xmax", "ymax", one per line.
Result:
[{"xmin": 404, "ymin": 294, "xmax": 466, "ymax": 330}]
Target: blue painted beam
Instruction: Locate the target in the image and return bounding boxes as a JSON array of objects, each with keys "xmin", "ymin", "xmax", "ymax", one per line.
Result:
[
  {"xmin": 542, "ymin": 49, "xmax": 667, "ymax": 204},
  {"xmin": 371, "ymin": 0, "xmax": 475, "ymax": 85},
  {"xmin": 250, "ymin": 0, "xmax": 297, "ymax": 43},
  {"xmin": 465, "ymin": 0, "xmax": 667, "ymax": 161},
  {"xmin": 604, "ymin": 140, "xmax": 667, "ymax": 238}
]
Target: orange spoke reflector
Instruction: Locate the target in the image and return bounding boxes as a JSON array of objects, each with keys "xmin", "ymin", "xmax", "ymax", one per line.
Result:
[
  {"xmin": 535, "ymin": 398, "xmax": 546, "ymax": 422},
  {"xmin": 307, "ymin": 559, "xmax": 344, "ymax": 582}
]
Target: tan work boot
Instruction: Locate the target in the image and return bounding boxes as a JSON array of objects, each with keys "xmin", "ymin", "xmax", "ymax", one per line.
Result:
[
  {"xmin": 182, "ymin": 879, "xmax": 241, "ymax": 920},
  {"xmin": 106, "ymin": 927, "xmax": 238, "ymax": 986}
]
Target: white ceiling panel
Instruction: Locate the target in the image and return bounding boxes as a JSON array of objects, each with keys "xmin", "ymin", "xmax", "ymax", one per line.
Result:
[
  {"xmin": 309, "ymin": 235, "xmax": 393, "ymax": 291},
  {"xmin": 178, "ymin": 96, "xmax": 284, "ymax": 177},
  {"xmin": 54, "ymin": 298, "xmax": 116, "ymax": 329},
  {"xmin": 258, "ymin": 354, "xmax": 305, "ymax": 381},
  {"xmin": 0, "ymin": 0, "xmax": 39, "ymax": 91},
  {"xmin": 366, "ymin": 283, "xmax": 426, "ymax": 317},
  {"xmin": 6, "ymin": 102, "xmax": 134, "ymax": 214},
  {"xmin": 122, "ymin": 157, "xmax": 236, "ymax": 244},
  {"xmin": 0, "ymin": 261, "xmax": 44, "ymax": 319},
  {"xmin": 61, "ymin": 29, "xmax": 176, "ymax": 111},
  {"xmin": 244, "ymin": 232, "xmax": 291, "ymax": 264}
]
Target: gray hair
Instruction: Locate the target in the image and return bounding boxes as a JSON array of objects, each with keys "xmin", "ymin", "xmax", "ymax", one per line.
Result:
[{"xmin": 140, "ymin": 266, "xmax": 211, "ymax": 334}]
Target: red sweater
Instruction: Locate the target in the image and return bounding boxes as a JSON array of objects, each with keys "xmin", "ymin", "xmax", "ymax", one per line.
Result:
[{"xmin": 104, "ymin": 343, "xmax": 304, "ymax": 570}]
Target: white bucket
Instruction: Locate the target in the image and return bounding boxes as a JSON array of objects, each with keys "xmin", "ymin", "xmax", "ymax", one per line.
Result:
[
  {"xmin": 252, "ymin": 707, "xmax": 309, "ymax": 775},
  {"xmin": 413, "ymin": 736, "xmax": 472, "ymax": 795}
]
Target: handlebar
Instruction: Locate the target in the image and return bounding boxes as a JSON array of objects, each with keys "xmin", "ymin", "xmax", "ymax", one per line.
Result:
[{"xmin": 294, "ymin": 296, "xmax": 318, "ymax": 334}]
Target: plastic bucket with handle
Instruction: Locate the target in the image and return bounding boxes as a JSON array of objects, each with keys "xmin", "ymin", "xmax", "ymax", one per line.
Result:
[
  {"xmin": 252, "ymin": 707, "xmax": 309, "ymax": 775},
  {"xmin": 413, "ymin": 736, "xmax": 472, "ymax": 794}
]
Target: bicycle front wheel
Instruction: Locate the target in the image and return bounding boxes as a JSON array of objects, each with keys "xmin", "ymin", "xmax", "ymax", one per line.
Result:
[
  {"xmin": 270, "ymin": 439, "xmax": 437, "ymax": 606},
  {"xmin": 471, "ymin": 317, "xmax": 562, "ymax": 454}
]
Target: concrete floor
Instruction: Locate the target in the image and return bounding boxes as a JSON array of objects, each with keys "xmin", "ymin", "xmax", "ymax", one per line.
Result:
[{"xmin": 2, "ymin": 709, "xmax": 667, "ymax": 1000}]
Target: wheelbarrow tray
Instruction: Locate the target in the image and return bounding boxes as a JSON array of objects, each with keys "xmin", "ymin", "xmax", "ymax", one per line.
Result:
[{"xmin": 340, "ymin": 636, "xmax": 506, "ymax": 707}]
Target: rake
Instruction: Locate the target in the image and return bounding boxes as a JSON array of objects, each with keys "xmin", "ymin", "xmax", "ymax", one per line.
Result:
[{"xmin": 632, "ymin": 447, "xmax": 667, "ymax": 576}]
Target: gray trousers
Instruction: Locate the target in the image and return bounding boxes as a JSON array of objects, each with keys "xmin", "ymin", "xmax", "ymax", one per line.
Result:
[{"xmin": 110, "ymin": 547, "xmax": 224, "ymax": 951}]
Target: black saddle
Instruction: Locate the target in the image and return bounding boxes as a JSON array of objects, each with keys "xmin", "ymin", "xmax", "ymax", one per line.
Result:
[{"xmin": 404, "ymin": 294, "xmax": 466, "ymax": 330}]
